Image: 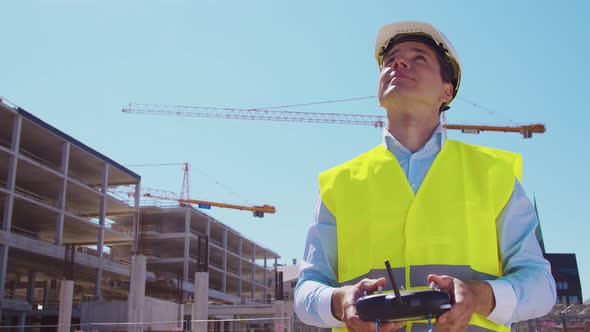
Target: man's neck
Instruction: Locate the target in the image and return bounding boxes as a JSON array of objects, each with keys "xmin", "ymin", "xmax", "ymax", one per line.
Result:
[{"xmin": 386, "ymin": 111, "xmax": 440, "ymax": 153}]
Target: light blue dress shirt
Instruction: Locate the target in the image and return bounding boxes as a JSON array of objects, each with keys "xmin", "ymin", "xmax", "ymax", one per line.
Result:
[{"xmin": 294, "ymin": 125, "xmax": 556, "ymax": 328}]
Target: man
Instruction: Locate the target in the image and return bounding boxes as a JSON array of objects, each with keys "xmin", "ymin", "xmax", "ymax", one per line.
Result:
[{"xmin": 294, "ymin": 21, "xmax": 556, "ymax": 332}]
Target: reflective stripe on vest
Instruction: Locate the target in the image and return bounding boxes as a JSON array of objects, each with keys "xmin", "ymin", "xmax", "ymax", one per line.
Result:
[
  {"xmin": 339, "ymin": 265, "xmax": 497, "ymax": 289},
  {"xmin": 410, "ymin": 265, "xmax": 498, "ymax": 287},
  {"xmin": 340, "ymin": 267, "xmax": 406, "ymax": 290},
  {"xmin": 411, "ymin": 323, "xmax": 496, "ymax": 332},
  {"xmin": 320, "ymin": 140, "xmax": 520, "ymax": 332}
]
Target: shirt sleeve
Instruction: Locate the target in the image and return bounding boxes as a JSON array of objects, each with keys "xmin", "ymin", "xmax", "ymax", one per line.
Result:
[
  {"xmin": 486, "ymin": 178, "xmax": 556, "ymax": 325},
  {"xmin": 294, "ymin": 195, "xmax": 344, "ymax": 328}
]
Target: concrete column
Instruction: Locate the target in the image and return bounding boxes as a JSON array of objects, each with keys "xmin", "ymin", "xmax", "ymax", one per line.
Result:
[
  {"xmin": 251, "ymin": 245, "xmax": 256, "ymax": 300},
  {"xmin": 183, "ymin": 207, "xmax": 190, "ymax": 284},
  {"xmin": 191, "ymin": 272, "xmax": 209, "ymax": 332},
  {"xmin": 132, "ymin": 182, "xmax": 141, "ymax": 254},
  {"xmin": 178, "ymin": 302, "xmax": 184, "ymax": 330},
  {"xmin": 127, "ymin": 255, "xmax": 146, "ymax": 332},
  {"xmin": 42, "ymin": 280, "xmax": 49, "ymax": 308},
  {"xmin": 0, "ymin": 244, "xmax": 8, "ymax": 317},
  {"xmin": 95, "ymin": 163, "xmax": 108, "ymax": 300},
  {"xmin": 26, "ymin": 270, "xmax": 36, "ymax": 304},
  {"xmin": 2, "ymin": 115, "xmax": 21, "ymax": 232},
  {"xmin": 58, "ymin": 280, "xmax": 74, "ymax": 332},
  {"xmin": 238, "ymin": 238, "xmax": 243, "ymax": 298},
  {"xmin": 8, "ymin": 277, "xmax": 17, "ymax": 298},
  {"xmin": 287, "ymin": 301, "xmax": 294, "ymax": 332},
  {"xmin": 1, "ymin": 116, "xmax": 21, "ymax": 318},
  {"xmin": 222, "ymin": 229, "xmax": 227, "ymax": 293},
  {"xmin": 263, "ymin": 251, "xmax": 267, "ymax": 302},
  {"xmin": 219, "ymin": 320, "xmax": 225, "ymax": 332},
  {"xmin": 55, "ymin": 142, "xmax": 70, "ymax": 246},
  {"xmin": 206, "ymin": 218, "xmax": 210, "ymax": 271},
  {"xmin": 273, "ymin": 300, "xmax": 286, "ymax": 332},
  {"xmin": 18, "ymin": 311, "xmax": 26, "ymax": 332}
]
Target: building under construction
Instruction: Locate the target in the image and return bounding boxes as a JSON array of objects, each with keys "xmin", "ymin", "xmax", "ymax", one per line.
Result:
[{"xmin": 0, "ymin": 98, "xmax": 290, "ymax": 331}]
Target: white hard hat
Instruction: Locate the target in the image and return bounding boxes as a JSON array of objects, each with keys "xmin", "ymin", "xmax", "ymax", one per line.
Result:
[{"xmin": 375, "ymin": 21, "xmax": 462, "ymax": 107}]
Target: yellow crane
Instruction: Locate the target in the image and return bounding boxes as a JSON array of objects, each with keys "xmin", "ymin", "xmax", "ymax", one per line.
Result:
[
  {"xmin": 113, "ymin": 163, "xmax": 276, "ymax": 218},
  {"xmin": 122, "ymin": 102, "xmax": 546, "ymax": 139}
]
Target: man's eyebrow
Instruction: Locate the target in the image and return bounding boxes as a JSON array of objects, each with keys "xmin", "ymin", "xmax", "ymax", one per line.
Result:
[{"xmin": 385, "ymin": 47, "xmax": 433, "ymax": 60}]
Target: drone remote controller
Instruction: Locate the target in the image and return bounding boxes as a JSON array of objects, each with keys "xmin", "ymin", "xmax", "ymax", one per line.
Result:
[{"xmin": 356, "ymin": 260, "xmax": 453, "ymax": 323}]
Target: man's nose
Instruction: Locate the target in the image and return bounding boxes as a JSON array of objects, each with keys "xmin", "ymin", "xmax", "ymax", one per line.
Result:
[{"xmin": 392, "ymin": 56, "xmax": 409, "ymax": 69}]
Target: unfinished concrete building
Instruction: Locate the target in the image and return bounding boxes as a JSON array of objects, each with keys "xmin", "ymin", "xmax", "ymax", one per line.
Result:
[
  {"xmin": 130, "ymin": 205, "xmax": 280, "ymax": 305},
  {"xmin": 0, "ymin": 98, "xmax": 286, "ymax": 331},
  {"xmin": 0, "ymin": 98, "xmax": 141, "ymax": 328}
]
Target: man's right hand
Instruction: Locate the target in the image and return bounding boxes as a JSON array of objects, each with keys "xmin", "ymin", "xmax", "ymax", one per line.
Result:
[{"xmin": 331, "ymin": 277, "xmax": 405, "ymax": 331}]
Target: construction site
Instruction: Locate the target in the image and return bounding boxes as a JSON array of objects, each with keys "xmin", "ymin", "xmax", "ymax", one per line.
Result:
[
  {"xmin": 1, "ymin": 93, "xmax": 588, "ymax": 331},
  {"xmin": 0, "ymin": 97, "xmax": 322, "ymax": 331},
  {"xmin": 4, "ymin": 85, "xmax": 590, "ymax": 332}
]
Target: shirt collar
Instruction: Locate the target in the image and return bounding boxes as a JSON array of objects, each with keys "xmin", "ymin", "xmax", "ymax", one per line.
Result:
[{"xmin": 382, "ymin": 123, "xmax": 446, "ymax": 156}]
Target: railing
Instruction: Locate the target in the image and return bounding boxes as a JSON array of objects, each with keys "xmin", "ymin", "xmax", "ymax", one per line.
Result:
[
  {"xmin": 14, "ymin": 184, "xmax": 58, "ymax": 208},
  {"xmin": 513, "ymin": 304, "xmax": 590, "ymax": 332},
  {"xmin": 1, "ymin": 291, "xmax": 63, "ymax": 310},
  {"xmin": 141, "ymin": 248, "xmax": 160, "ymax": 258},
  {"xmin": 226, "ymin": 246, "xmax": 241, "ymax": 256},
  {"xmin": 111, "ymin": 256, "xmax": 131, "ymax": 266},
  {"xmin": 18, "ymin": 147, "xmax": 60, "ymax": 172},
  {"xmin": 209, "ymin": 261, "xmax": 223, "ymax": 271},
  {"xmin": 108, "ymin": 222, "xmax": 132, "ymax": 236},
  {"xmin": 77, "ymin": 246, "xmax": 100, "ymax": 257},
  {"xmin": 141, "ymin": 224, "xmax": 186, "ymax": 234},
  {"xmin": 227, "ymin": 265, "xmax": 241, "ymax": 276},
  {"xmin": 0, "ymin": 136, "xmax": 10, "ymax": 149},
  {"xmin": 140, "ymin": 223, "xmax": 159, "ymax": 232},
  {"xmin": 209, "ymin": 238, "xmax": 223, "ymax": 247},
  {"xmin": 2, "ymin": 289, "xmax": 26, "ymax": 301},
  {"xmin": 10, "ymin": 225, "xmax": 39, "ymax": 239},
  {"xmin": 76, "ymin": 246, "xmax": 131, "ymax": 266},
  {"xmin": 190, "ymin": 228, "xmax": 204, "ymax": 237}
]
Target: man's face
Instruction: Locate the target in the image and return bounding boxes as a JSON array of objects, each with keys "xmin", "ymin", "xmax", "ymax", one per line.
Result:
[{"xmin": 378, "ymin": 41, "xmax": 452, "ymax": 112}]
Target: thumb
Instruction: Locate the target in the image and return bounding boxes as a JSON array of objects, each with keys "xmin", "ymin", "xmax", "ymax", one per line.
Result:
[
  {"xmin": 427, "ymin": 274, "xmax": 454, "ymax": 289},
  {"xmin": 358, "ymin": 277, "xmax": 387, "ymax": 291}
]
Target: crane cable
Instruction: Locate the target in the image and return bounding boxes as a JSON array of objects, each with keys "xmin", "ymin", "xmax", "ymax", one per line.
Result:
[{"xmin": 249, "ymin": 95, "xmax": 516, "ymax": 125}]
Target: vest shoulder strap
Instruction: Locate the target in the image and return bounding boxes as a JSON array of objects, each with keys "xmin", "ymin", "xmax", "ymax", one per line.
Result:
[{"xmin": 448, "ymin": 140, "xmax": 522, "ymax": 181}]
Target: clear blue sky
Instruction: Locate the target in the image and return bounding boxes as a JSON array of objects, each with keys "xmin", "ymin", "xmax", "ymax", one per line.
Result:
[{"xmin": 2, "ymin": 1, "xmax": 589, "ymax": 301}]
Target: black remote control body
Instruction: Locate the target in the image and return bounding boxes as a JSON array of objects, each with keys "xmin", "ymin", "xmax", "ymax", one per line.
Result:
[{"xmin": 356, "ymin": 289, "xmax": 452, "ymax": 322}]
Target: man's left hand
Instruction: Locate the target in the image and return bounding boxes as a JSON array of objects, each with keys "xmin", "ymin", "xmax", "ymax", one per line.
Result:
[{"xmin": 427, "ymin": 274, "xmax": 495, "ymax": 332}]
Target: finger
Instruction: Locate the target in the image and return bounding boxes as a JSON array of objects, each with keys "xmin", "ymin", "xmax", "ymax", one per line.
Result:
[
  {"xmin": 436, "ymin": 318, "xmax": 470, "ymax": 332},
  {"xmin": 454, "ymin": 279, "xmax": 471, "ymax": 306},
  {"xmin": 427, "ymin": 274, "xmax": 454, "ymax": 289},
  {"xmin": 358, "ymin": 277, "xmax": 387, "ymax": 292},
  {"xmin": 347, "ymin": 315, "xmax": 378, "ymax": 331},
  {"xmin": 379, "ymin": 65, "xmax": 393, "ymax": 80},
  {"xmin": 343, "ymin": 295, "xmax": 358, "ymax": 321},
  {"xmin": 440, "ymin": 309, "xmax": 470, "ymax": 327},
  {"xmin": 436, "ymin": 302, "xmax": 464, "ymax": 325},
  {"xmin": 379, "ymin": 321, "xmax": 405, "ymax": 331}
]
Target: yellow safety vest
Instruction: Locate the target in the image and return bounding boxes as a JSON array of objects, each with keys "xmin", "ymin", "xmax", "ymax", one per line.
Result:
[{"xmin": 319, "ymin": 140, "xmax": 521, "ymax": 332}]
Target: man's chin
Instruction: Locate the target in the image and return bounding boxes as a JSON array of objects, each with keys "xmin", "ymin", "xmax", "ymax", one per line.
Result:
[{"xmin": 380, "ymin": 92, "xmax": 405, "ymax": 108}]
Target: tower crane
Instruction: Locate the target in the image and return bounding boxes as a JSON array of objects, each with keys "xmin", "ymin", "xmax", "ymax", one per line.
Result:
[
  {"xmin": 121, "ymin": 102, "xmax": 546, "ymax": 139},
  {"xmin": 111, "ymin": 163, "xmax": 276, "ymax": 218}
]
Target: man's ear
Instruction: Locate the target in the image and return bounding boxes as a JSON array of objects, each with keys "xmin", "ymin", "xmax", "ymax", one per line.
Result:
[{"xmin": 440, "ymin": 83, "xmax": 454, "ymax": 104}]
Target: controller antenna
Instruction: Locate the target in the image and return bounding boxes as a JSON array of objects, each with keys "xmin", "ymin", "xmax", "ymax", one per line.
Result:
[{"xmin": 385, "ymin": 260, "xmax": 404, "ymax": 304}]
